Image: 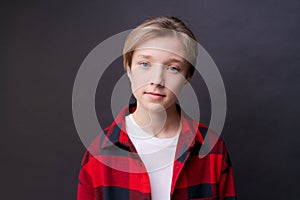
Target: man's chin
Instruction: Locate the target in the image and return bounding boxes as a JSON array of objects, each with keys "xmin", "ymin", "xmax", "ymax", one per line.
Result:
[{"xmin": 148, "ymin": 103, "xmax": 166, "ymax": 113}]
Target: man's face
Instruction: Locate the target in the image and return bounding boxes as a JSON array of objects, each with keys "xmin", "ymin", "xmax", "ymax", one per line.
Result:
[{"xmin": 127, "ymin": 36, "xmax": 190, "ymax": 112}]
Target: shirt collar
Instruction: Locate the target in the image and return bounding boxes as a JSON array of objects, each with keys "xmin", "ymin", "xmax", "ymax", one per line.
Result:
[{"xmin": 100, "ymin": 104, "xmax": 207, "ymax": 151}]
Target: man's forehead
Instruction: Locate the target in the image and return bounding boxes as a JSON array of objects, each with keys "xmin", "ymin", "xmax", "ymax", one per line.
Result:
[
  {"xmin": 134, "ymin": 36, "xmax": 186, "ymax": 59},
  {"xmin": 134, "ymin": 52, "xmax": 185, "ymax": 64}
]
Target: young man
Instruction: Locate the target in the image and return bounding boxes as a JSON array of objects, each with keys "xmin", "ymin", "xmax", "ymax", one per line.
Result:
[{"xmin": 77, "ymin": 16, "xmax": 236, "ymax": 200}]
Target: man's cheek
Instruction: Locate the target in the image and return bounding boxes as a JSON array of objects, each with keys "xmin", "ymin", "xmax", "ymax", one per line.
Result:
[
  {"xmin": 132, "ymin": 76, "xmax": 151, "ymax": 88},
  {"xmin": 165, "ymin": 81, "xmax": 184, "ymax": 94}
]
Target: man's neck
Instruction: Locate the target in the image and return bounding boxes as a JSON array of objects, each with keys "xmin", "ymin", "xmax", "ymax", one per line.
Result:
[{"xmin": 131, "ymin": 103, "xmax": 181, "ymax": 138}]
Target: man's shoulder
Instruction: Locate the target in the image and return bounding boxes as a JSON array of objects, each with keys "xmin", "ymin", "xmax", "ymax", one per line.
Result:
[{"xmin": 187, "ymin": 118, "xmax": 227, "ymax": 156}]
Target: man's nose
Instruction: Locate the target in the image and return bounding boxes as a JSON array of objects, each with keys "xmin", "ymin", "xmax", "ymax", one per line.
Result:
[{"xmin": 150, "ymin": 64, "xmax": 165, "ymax": 86}]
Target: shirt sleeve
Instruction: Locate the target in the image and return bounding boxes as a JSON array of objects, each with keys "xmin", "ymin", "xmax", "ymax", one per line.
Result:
[
  {"xmin": 77, "ymin": 151, "xmax": 96, "ymax": 200},
  {"xmin": 219, "ymin": 143, "xmax": 237, "ymax": 200}
]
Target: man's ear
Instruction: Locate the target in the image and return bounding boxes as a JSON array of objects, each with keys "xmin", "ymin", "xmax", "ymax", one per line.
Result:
[
  {"xmin": 183, "ymin": 76, "xmax": 192, "ymax": 88},
  {"xmin": 127, "ymin": 71, "xmax": 131, "ymax": 81},
  {"xmin": 126, "ymin": 67, "xmax": 132, "ymax": 82}
]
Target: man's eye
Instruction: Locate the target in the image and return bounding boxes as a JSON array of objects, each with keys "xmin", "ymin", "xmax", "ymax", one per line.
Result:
[
  {"xmin": 139, "ymin": 62, "xmax": 150, "ymax": 68},
  {"xmin": 167, "ymin": 66, "xmax": 179, "ymax": 72}
]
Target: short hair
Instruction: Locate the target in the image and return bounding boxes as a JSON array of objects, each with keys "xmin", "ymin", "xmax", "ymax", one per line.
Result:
[{"xmin": 123, "ymin": 16, "xmax": 198, "ymax": 78}]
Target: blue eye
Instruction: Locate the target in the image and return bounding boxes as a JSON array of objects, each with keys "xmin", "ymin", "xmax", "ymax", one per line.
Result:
[
  {"xmin": 167, "ymin": 66, "xmax": 179, "ymax": 72},
  {"xmin": 139, "ymin": 62, "xmax": 150, "ymax": 68}
]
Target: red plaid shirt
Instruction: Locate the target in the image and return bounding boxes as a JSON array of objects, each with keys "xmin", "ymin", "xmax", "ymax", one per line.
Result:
[{"xmin": 77, "ymin": 104, "xmax": 237, "ymax": 200}]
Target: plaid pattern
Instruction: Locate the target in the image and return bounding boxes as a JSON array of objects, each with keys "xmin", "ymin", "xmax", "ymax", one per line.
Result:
[{"xmin": 77, "ymin": 104, "xmax": 237, "ymax": 200}]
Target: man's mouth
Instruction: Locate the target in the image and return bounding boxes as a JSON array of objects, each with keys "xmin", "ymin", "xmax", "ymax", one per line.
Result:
[{"xmin": 144, "ymin": 92, "xmax": 166, "ymax": 97}]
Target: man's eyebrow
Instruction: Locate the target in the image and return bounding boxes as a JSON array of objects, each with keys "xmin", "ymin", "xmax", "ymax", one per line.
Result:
[
  {"xmin": 135, "ymin": 54, "xmax": 152, "ymax": 59},
  {"xmin": 168, "ymin": 58, "xmax": 185, "ymax": 64},
  {"xmin": 136, "ymin": 55, "xmax": 184, "ymax": 63}
]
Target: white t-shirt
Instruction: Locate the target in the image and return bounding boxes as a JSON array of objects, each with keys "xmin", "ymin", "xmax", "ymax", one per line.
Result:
[{"xmin": 125, "ymin": 114, "xmax": 181, "ymax": 200}]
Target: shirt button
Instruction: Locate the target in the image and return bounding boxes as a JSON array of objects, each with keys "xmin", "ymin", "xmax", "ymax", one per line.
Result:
[{"xmin": 138, "ymin": 161, "xmax": 143, "ymax": 167}]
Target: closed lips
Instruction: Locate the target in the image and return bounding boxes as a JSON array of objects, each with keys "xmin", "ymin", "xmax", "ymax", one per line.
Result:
[{"xmin": 144, "ymin": 92, "xmax": 166, "ymax": 97}]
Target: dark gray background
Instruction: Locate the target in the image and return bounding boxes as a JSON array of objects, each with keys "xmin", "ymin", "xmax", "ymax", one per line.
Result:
[{"xmin": 2, "ymin": 0, "xmax": 300, "ymax": 199}]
